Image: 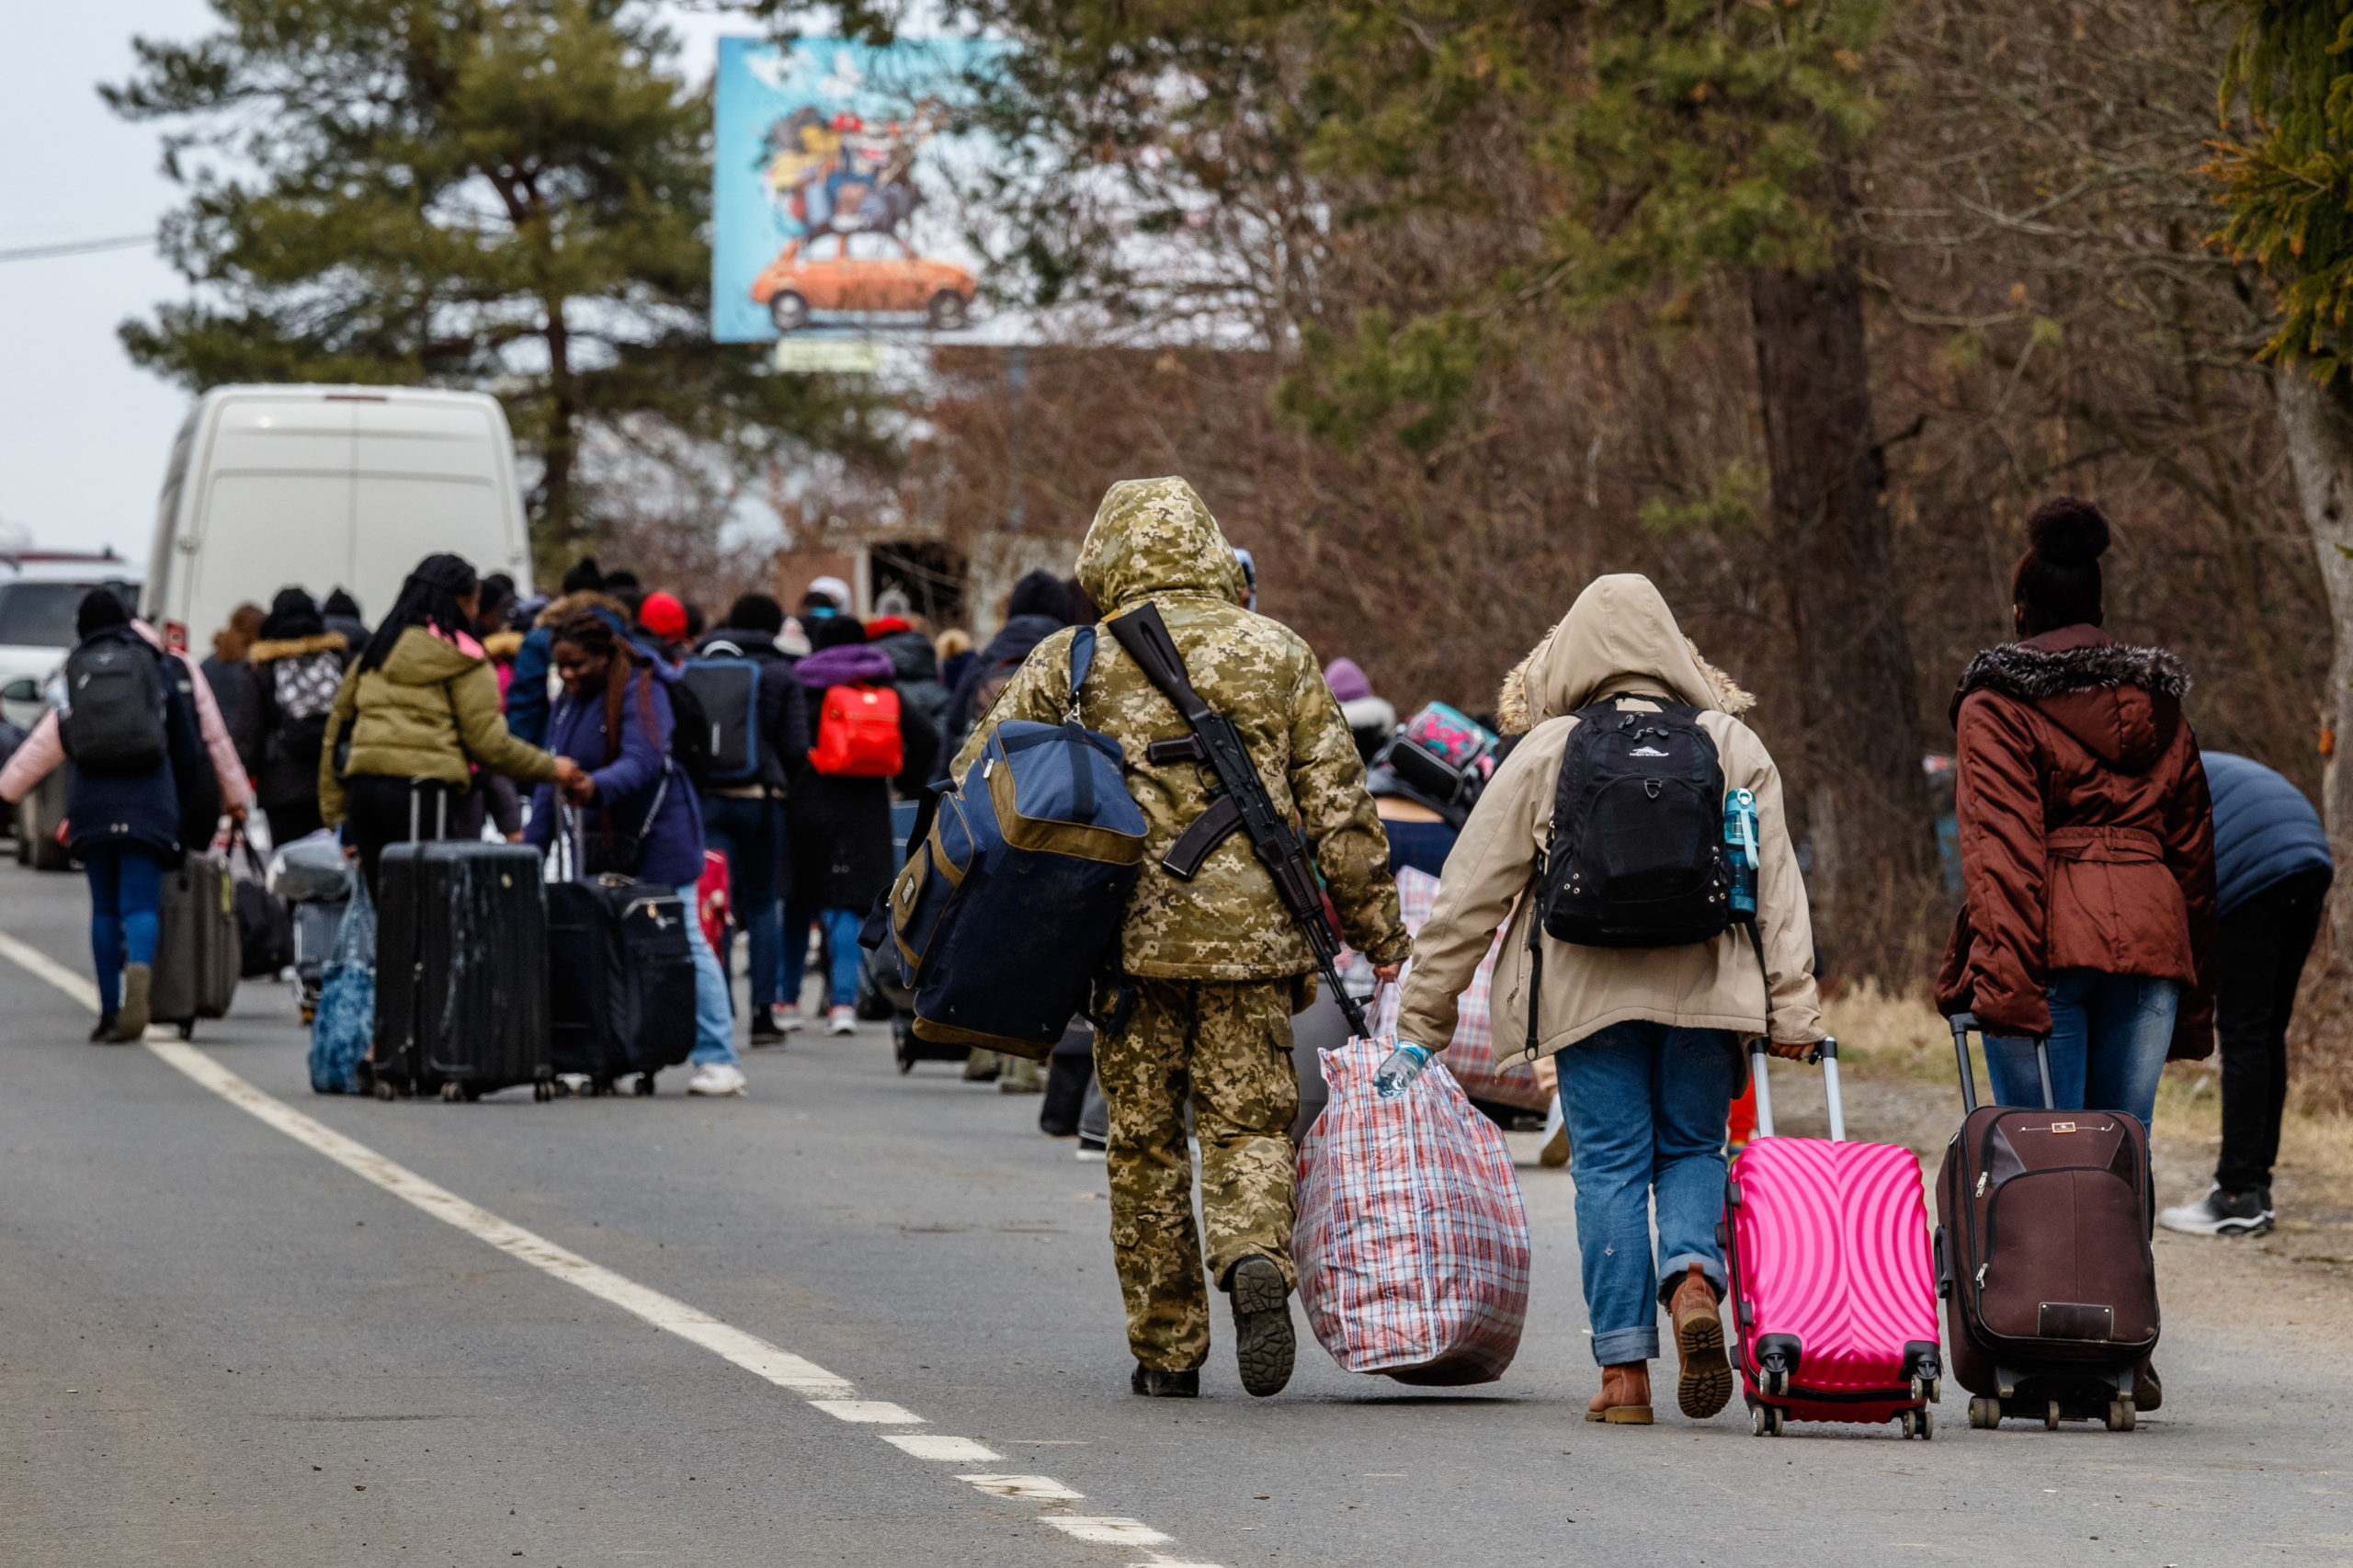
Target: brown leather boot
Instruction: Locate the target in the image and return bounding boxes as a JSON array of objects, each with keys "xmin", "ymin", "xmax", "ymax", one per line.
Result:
[
  {"xmin": 1670, "ymin": 1264, "xmax": 1733, "ymax": 1419},
  {"xmin": 1585, "ymin": 1361, "xmax": 1653, "ymax": 1424}
]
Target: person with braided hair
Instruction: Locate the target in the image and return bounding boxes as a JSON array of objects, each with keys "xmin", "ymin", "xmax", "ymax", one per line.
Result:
[
  {"xmin": 319, "ymin": 553, "xmax": 584, "ymax": 892},
  {"xmin": 526, "ymin": 609, "xmax": 747, "ymax": 1096}
]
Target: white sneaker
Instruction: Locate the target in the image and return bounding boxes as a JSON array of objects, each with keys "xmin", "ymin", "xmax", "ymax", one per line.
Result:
[
  {"xmin": 777, "ymin": 1006, "xmax": 808, "ymax": 1033},
  {"xmin": 825, "ymin": 1006, "xmax": 858, "ymax": 1037},
  {"xmin": 1075, "ymin": 1134, "xmax": 1108, "ymax": 1163},
  {"xmin": 687, "ymin": 1062, "xmax": 748, "ymax": 1096}
]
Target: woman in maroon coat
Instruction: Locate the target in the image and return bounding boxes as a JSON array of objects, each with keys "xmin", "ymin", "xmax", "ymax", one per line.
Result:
[{"xmin": 1936, "ymin": 497, "xmax": 2216, "ymax": 1130}]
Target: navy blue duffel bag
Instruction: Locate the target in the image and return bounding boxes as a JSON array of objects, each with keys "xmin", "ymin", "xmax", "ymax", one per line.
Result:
[{"xmin": 871, "ymin": 626, "xmax": 1147, "ymax": 1059}]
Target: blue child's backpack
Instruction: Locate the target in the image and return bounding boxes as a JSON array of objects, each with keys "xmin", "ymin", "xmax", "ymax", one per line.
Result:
[{"xmin": 869, "ymin": 627, "xmax": 1147, "ymax": 1058}]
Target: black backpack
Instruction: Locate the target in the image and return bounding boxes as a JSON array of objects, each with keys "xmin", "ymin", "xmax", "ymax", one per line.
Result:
[
  {"xmin": 61, "ymin": 634, "xmax": 169, "ymax": 778},
  {"xmin": 1536, "ymin": 696, "xmax": 1732, "ymax": 949},
  {"xmin": 665, "ymin": 675, "xmax": 715, "ymax": 791}
]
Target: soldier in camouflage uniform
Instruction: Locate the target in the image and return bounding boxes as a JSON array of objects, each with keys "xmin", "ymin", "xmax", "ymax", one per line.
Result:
[{"xmin": 952, "ymin": 476, "xmax": 1410, "ymax": 1398}]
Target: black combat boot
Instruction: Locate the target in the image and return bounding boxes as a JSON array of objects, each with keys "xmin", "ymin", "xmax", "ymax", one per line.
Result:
[
  {"xmin": 1226, "ymin": 1255, "xmax": 1295, "ymax": 1398},
  {"xmin": 1131, "ymin": 1365, "xmax": 1199, "ymax": 1398}
]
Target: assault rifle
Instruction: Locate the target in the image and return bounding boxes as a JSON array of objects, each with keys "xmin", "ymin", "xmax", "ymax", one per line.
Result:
[{"xmin": 1105, "ymin": 602, "xmax": 1372, "ymax": 1039}]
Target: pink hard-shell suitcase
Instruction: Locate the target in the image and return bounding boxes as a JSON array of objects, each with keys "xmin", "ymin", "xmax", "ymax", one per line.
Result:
[{"xmin": 1722, "ymin": 1040, "xmax": 1944, "ymax": 1437}]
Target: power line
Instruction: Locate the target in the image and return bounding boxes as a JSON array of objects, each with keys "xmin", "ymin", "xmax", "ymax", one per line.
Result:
[{"xmin": 0, "ymin": 233, "xmax": 153, "ymax": 265}]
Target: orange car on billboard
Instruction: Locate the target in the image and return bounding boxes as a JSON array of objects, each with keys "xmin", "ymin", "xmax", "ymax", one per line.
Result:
[{"xmin": 750, "ymin": 231, "xmax": 978, "ymax": 333}]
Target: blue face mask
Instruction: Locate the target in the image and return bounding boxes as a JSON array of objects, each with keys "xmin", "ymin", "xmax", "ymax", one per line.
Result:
[{"xmin": 806, "ymin": 607, "xmax": 836, "ymax": 619}]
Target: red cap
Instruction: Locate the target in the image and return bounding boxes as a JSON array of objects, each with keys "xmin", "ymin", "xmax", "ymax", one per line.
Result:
[
  {"xmin": 865, "ymin": 615, "xmax": 913, "ymax": 638},
  {"xmin": 639, "ymin": 591, "xmax": 688, "ymax": 641}
]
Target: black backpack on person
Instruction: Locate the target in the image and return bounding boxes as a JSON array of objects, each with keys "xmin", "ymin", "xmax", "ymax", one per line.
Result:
[
  {"xmin": 61, "ymin": 634, "xmax": 169, "ymax": 777},
  {"xmin": 665, "ymin": 676, "xmax": 716, "ymax": 791},
  {"xmin": 1536, "ymin": 696, "xmax": 1733, "ymax": 949}
]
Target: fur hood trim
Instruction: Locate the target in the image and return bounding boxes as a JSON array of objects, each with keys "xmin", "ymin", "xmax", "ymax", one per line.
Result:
[
  {"xmin": 1495, "ymin": 632, "xmax": 1753, "ymax": 734},
  {"xmin": 481, "ymin": 629, "xmax": 525, "ymax": 660},
  {"xmin": 535, "ymin": 590, "xmax": 631, "ymax": 630},
  {"xmin": 1954, "ymin": 641, "xmax": 2190, "ymax": 710},
  {"xmin": 247, "ymin": 631, "xmax": 347, "ymax": 664}
]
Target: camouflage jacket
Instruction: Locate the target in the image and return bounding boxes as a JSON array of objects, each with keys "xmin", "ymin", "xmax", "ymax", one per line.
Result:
[{"xmin": 952, "ymin": 477, "xmax": 1411, "ymax": 983}]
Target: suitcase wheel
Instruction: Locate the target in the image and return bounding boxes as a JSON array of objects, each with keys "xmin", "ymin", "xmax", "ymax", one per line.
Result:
[
  {"xmin": 633, "ymin": 1074, "xmax": 656, "ymax": 1096},
  {"xmin": 533, "ymin": 1080, "xmax": 556, "ymax": 1103},
  {"xmin": 1968, "ymin": 1396, "xmax": 2002, "ymax": 1429},
  {"xmin": 2106, "ymin": 1397, "xmax": 2136, "ymax": 1433},
  {"xmin": 439, "ymin": 1081, "xmax": 464, "ymax": 1103},
  {"xmin": 1749, "ymin": 1403, "xmax": 1784, "ymax": 1437},
  {"xmin": 2044, "ymin": 1400, "xmax": 2061, "ymax": 1431},
  {"xmin": 1897, "ymin": 1407, "xmax": 1934, "ymax": 1440},
  {"xmin": 372, "ymin": 1078, "xmax": 399, "ymax": 1102},
  {"xmin": 178, "ymin": 1019, "xmax": 195, "ymax": 1040}
]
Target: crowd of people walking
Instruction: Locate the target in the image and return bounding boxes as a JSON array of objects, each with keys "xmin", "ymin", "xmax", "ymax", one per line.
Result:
[{"xmin": 0, "ymin": 477, "xmax": 2329, "ymax": 1421}]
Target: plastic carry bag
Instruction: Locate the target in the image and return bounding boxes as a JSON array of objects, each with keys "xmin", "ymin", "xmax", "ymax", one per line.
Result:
[
  {"xmin": 269, "ymin": 828, "xmax": 354, "ymax": 904},
  {"xmin": 1293, "ymin": 1034, "xmax": 1531, "ymax": 1385},
  {"xmin": 307, "ymin": 875, "xmax": 375, "ymax": 1094}
]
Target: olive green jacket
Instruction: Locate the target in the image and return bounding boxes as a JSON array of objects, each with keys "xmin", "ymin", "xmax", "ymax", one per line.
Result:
[
  {"xmin": 318, "ymin": 627, "xmax": 558, "ymax": 827},
  {"xmin": 953, "ymin": 476, "xmax": 1409, "ymax": 982}
]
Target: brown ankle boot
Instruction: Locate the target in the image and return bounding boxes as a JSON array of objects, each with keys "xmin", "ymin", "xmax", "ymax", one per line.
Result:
[
  {"xmin": 1585, "ymin": 1361, "xmax": 1653, "ymax": 1424},
  {"xmin": 1670, "ymin": 1264, "xmax": 1733, "ymax": 1419}
]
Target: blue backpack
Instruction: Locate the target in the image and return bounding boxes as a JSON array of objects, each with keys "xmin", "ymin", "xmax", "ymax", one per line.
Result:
[
  {"xmin": 870, "ymin": 627, "xmax": 1147, "ymax": 1058},
  {"xmin": 677, "ymin": 653, "xmax": 764, "ymax": 786}
]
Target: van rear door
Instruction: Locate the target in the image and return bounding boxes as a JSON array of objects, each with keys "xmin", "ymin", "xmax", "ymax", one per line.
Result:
[
  {"xmin": 186, "ymin": 397, "xmax": 358, "ymax": 630},
  {"xmin": 349, "ymin": 398, "xmax": 520, "ymax": 596}
]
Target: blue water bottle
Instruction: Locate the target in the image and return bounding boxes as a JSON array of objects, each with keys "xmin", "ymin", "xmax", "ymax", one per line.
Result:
[{"xmin": 1723, "ymin": 788, "xmax": 1759, "ymax": 921}]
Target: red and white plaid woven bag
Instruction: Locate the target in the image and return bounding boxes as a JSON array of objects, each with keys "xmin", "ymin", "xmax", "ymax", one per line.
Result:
[{"xmin": 1293, "ymin": 1037, "xmax": 1530, "ymax": 1384}]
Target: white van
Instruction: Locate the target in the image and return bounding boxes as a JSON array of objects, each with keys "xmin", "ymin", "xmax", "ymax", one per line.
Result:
[{"xmin": 144, "ymin": 384, "xmax": 534, "ymax": 653}]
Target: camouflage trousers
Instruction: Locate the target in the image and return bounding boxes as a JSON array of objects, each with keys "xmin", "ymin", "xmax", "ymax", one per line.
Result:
[{"xmin": 1096, "ymin": 977, "xmax": 1301, "ymax": 1371}]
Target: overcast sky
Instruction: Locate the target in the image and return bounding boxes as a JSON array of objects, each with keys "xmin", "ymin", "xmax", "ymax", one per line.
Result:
[{"xmin": 0, "ymin": 3, "xmax": 749, "ymax": 572}]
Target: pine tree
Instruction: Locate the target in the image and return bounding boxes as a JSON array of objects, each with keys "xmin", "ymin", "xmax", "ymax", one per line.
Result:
[{"xmin": 108, "ymin": 0, "xmax": 881, "ymax": 552}]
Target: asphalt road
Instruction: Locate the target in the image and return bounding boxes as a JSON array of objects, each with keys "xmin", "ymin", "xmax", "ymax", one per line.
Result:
[{"xmin": 0, "ymin": 855, "xmax": 2345, "ymax": 1566}]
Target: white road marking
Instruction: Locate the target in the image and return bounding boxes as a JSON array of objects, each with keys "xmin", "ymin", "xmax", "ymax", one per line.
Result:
[
  {"xmin": 0, "ymin": 926, "xmax": 1225, "ymax": 1565},
  {"xmin": 1049, "ymin": 1518, "xmax": 1174, "ymax": 1546},
  {"xmin": 958, "ymin": 1473, "xmax": 1086, "ymax": 1501},
  {"xmin": 884, "ymin": 1434, "xmax": 1002, "ymax": 1462},
  {"xmin": 808, "ymin": 1399, "xmax": 926, "ymax": 1425}
]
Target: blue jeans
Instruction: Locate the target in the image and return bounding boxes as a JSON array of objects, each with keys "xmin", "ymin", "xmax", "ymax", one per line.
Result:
[
  {"xmin": 1986, "ymin": 969, "xmax": 2177, "ymax": 1127},
  {"xmin": 678, "ymin": 883, "xmax": 738, "ymax": 1068},
  {"xmin": 779, "ymin": 900, "xmax": 864, "ymax": 1010},
  {"xmin": 1558, "ymin": 1021, "xmax": 1739, "ymax": 1367},
  {"xmin": 85, "ymin": 845, "xmax": 167, "ymax": 1015},
  {"xmin": 701, "ymin": 795, "xmax": 782, "ymax": 1012}
]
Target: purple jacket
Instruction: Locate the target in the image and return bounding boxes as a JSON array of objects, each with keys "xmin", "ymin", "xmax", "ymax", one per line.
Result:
[
  {"xmin": 794, "ymin": 642, "xmax": 895, "ymax": 689},
  {"xmin": 526, "ymin": 661, "xmax": 706, "ymax": 888}
]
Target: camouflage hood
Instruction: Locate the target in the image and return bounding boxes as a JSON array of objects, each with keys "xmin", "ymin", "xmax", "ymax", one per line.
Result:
[{"xmin": 1075, "ymin": 477, "xmax": 1250, "ymax": 613}]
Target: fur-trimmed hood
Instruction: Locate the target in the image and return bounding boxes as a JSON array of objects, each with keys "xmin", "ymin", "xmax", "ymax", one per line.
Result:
[
  {"xmin": 247, "ymin": 631, "xmax": 347, "ymax": 665},
  {"xmin": 535, "ymin": 590, "xmax": 631, "ymax": 631},
  {"xmin": 1951, "ymin": 624, "xmax": 2189, "ymax": 771}
]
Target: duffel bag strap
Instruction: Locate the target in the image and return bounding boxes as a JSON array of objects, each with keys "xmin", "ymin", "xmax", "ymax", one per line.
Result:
[{"xmin": 1065, "ymin": 625, "xmax": 1097, "ymax": 721}]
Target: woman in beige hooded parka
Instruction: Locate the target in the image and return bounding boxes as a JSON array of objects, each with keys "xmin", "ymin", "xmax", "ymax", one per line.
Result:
[{"xmin": 1393, "ymin": 574, "xmax": 1824, "ymax": 1426}]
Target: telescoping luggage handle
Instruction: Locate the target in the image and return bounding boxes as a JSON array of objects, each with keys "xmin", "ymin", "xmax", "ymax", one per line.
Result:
[
  {"xmin": 1947, "ymin": 1012, "xmax": 2055, "ymax": 1113},
  {"xmin": 1747, "ymin": 1037, "xmax": 1844, "ymax": 1142}
]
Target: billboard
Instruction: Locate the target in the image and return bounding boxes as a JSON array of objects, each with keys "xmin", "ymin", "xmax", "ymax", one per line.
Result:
[{"xmin": 712, "ymin": 37, "xmax": 990, "ymax": 347}]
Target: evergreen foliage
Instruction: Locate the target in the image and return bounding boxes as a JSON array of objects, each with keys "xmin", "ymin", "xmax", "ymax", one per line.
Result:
[
  {"xmin": 2212, "ymin": 0, "xmax": 2353, "ymax": 377},
  {"xmin": 108, "ymin": 0, "xmax": 882, "ymax": 548}
]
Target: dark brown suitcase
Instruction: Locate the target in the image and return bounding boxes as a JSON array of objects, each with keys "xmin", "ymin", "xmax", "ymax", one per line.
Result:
[{"xmin": 1935, "ymin": 1013, "xmax": 2157, "ymax": 1432}]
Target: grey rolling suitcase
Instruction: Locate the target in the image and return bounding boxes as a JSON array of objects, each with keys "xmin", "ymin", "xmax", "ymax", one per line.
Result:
[{"xmin": 152, "ymin": 850, "xmax": 240, "ymax": 1037}]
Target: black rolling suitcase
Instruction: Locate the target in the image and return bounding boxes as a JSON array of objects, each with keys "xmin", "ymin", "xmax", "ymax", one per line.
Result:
[
  {"xmin": 1936, "ymin": 1013, "xmax": 2158, "ymax": 1432},
  {"xmin": 152, "ymin": 850, "xmax": 240, "ymax": 1038},
  {"xmin": 372, "ymin": 840, "xmax": 552, "ymax": 1101},
  {"xmin": 544, "ymin": 808, "xmax": 697, "ymax": 1095}
]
